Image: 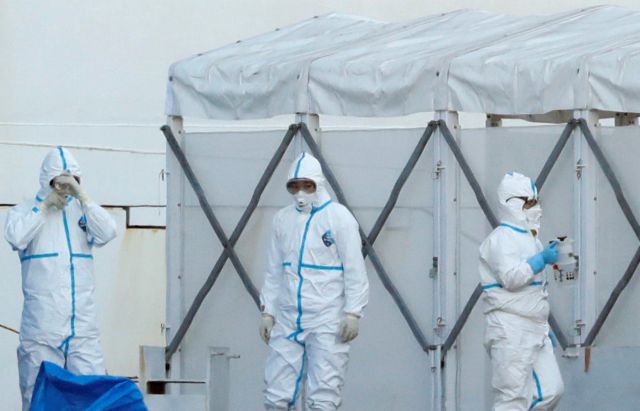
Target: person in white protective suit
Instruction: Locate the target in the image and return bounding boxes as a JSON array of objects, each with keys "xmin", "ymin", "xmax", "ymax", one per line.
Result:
[
  {"xmin": 479, "ymin": 172, "xmax": 564, "ymax": 411},
  {"xmin": 259, "ymin": 152, "xmax": 369, "ymax": 411},
  {"xmin": 4, "ymin": 147, "xmax": 117, "ymax": 410}
]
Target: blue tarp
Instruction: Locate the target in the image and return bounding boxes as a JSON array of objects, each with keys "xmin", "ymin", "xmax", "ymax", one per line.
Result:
[{"xmin": 30, "ymin": 361, "xmax": 147, "ymax": 411}]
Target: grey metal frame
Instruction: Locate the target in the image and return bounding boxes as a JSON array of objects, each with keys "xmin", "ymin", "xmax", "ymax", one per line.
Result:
[
  {"xmin": 161, "ymin": 124, "xmax": 300, "ymax": 362},
  {"xmin": 161, "ymin": 121, "xmax": 438, "ymax": 362},
  {"xmin": 578, "ymin": 120, "xmax": 640, "ymax": 347},
  {"xmin": 161, "ymin": 117, "xmax": 640, "ymax": 368},
  {"xmin": 440, "ymin": 118, "xmax": 640, "ymax": 356},
  {"xmin": 440, "ymin": 120, "xmax": 576, "ymax": 356},
  {"xmin": 298, "ymin": 122, "xmax": 437, "ymax": 351}
]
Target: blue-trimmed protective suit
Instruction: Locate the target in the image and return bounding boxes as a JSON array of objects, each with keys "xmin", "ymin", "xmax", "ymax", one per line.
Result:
[
  {"xmin": 4, "ymin": 147, "xmax": 117, "ymax": 410},
  {"xmin": 479, "ymin": 172, "xmax": 564, "ymax": 411},
  {"xmin": 260, "ymin": 153, "xmax": 369, "ymax": 410}
]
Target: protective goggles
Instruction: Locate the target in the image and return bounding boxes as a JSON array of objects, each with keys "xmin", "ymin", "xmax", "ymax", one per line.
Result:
[
  {"xmin": 286, "ymin": 179, "xmax": 316, "ymax": 194},
  {"xmin": 507, "ymin": 196, "xmax": 538, "ymax": 208}
]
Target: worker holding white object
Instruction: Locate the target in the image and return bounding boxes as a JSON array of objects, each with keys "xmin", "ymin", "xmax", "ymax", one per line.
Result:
[
  {"xmin": 479, "ymin": 172, "xmax": 564, "ymax": 410},
  {"xmin": 259, "ymin": 152, "xmax": 369, "ymax": 410},
  {"xmin": 4, "ymin": 147, "xmax": 117, "ymax": 410}
]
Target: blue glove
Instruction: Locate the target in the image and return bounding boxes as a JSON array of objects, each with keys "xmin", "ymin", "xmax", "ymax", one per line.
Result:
[
  {"xmin": 527, "ymin": 242, "xmax": 559, "ymax": 274},
  {"xmin": 541, "ymin": 241, "xmax": 559, "ymax": 264}
]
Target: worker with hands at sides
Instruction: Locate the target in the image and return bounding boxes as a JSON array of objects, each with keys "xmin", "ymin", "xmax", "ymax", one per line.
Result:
[
  {"xmin": 479, "ymin": 172, "xmax": 564, "ymax": 411},
  {"xmin": 4, "ymin": 147, "xmax": 117, "ymax": 410},
  {"xmin": 259, "ymin": 152, "xmax": 369, "ymax": 411}
]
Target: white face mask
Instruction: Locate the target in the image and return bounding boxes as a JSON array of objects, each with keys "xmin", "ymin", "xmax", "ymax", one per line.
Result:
[
  {"xmin": 524, "ymin": 204, "xmax": 542, "ymax": 232},
  {"xmin": 293, "ymin": 191, "xmax": 315, "ymax": 209}
]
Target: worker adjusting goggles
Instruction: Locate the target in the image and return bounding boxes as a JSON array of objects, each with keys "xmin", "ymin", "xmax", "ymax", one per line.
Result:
[
  {"xmin": 286, "ymin": 179, "xmax": 316, "ymax": 194},
  {"xmin": 507, "ymin": 196, "xmax": 538, "ymax": 208}
]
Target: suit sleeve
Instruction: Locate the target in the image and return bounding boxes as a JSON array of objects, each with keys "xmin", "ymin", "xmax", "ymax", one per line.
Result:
[
  {"xmin": 334, "ymin": 209, "xmax": 369, "ymax": 317},
  {"xmin": 4, "ymin": 203, "xmax": 46, "ymax": 251},
  {"xmin": 83, "ymin": 202, "xmax": 117, "ymax": 247},
  {"xmin": 260, "ymin": 214, "xmax": 284, "ymax": 317},
  {"xmin": 482, "ymin": 234, "xmax": 536, "ymax": 291}
]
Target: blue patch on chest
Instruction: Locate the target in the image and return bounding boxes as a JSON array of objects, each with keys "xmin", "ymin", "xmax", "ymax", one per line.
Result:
[
  {"xmin": 78, "ymin": 215, "xmax": 87, "ymax": 232},
  {"xmin": 322, "ymin": 230, "xmax": 334, "ymax": 247}
]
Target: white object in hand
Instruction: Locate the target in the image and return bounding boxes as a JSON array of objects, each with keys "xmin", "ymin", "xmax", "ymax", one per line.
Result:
[{"xmin": 555, "ymin": 237, "xmax": 575, "ymax": 267}]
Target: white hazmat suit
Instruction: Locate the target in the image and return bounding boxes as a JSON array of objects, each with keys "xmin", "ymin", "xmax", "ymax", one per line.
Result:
[
  {"xmin": 260, "ymin": 152, "xmax": 369, "ymax": 410},
  {"xmin": 479, "ymin": 172, "xmax": 564, "ymax": 411},
  {"xmin": 4, "ymin": 147, "xmax": 117, "ymax": 410}
]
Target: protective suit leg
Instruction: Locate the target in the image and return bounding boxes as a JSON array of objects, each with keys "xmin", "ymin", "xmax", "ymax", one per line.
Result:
[
  {"xmin": 264, "ymin": 324, "xmax": 306, "ymax": 410},
  {"xmin": 17, "ymin": 340, "xmax": 65, "ymax": 411},
  {"xmin": 530, "ymin": 336, "xmax": 564, "ymax": 410},
  {"xmin": 489, "ymin": 336, "xmax": 536, "ymax": 411},
  {"xmin": 486, "ymin": 314, "xmax": 545, "ymax": 411},
  {"xmin": 65, "ymin": 336, "xmax": 105, "ymax": 375},
  {"xmin": 305, "ymin": 332, "xmax": 349, "ymax": 411}
]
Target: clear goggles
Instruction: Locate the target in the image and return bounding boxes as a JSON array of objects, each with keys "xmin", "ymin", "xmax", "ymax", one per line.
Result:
[{"xmin": 286, "ymin": 179, "xmax": 316, "ymax": 194}]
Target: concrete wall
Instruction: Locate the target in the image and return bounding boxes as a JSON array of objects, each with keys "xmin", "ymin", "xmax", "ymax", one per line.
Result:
[{"xmin": 0, "ymin": 207, "xmax": 165, "ymax": 409}]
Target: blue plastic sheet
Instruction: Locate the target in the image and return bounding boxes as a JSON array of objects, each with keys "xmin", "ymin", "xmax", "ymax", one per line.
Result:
[{"xmin": 30, "ymin": 361, "xmax": 147, "ymax": 411}]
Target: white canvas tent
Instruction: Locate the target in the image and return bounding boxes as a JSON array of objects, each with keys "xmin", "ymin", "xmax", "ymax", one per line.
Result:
[
  {"xmin": 167, "ymin": 6, "xmax": 640, "ymax": 120},
  {"xmin": 151, "ymin": 6, "xmax": 640, "ymax": 410}
]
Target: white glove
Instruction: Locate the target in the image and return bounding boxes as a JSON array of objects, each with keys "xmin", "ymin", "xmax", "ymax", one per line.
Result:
[
  {"xmin": 339, "ymin": 313, "xmax": 360, "ymax": 343},
  {"xmin": 41, "ymin": 190, "xmax": 67, "ymax": 211},
  {"xmin": 53, "ymin": 175, "xmax": 91, "ymax": 205},
  {"xmin": 259, "ymin": 314, "xmax": 275, "ymax": 344}
]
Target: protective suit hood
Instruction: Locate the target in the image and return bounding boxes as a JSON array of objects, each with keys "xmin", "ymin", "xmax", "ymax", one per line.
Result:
[
  {"xmin": 38, "ymin": 147, "xmax": 82, "ymax": 200},
  {"xmin": 287, "ymin": 152, "xmax": 330, "ymax": 210},
  {"xmin": 497, "ymin": 172, "xmax": 538, "ymax": 229}
]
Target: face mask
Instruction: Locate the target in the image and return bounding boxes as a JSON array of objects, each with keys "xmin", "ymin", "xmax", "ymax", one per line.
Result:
[
  {"xmin": 293, "ymin": 191, "xmax": 315, "ymax": 209},
  {"xmin": 524, "ymin": 204, "xmax": 542, "ymax": 232}
]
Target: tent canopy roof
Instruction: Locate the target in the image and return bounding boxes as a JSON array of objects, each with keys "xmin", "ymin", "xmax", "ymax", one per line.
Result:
[{"xmin": 166, "ymin": 6, "xmax": 640, "ymax": 120}]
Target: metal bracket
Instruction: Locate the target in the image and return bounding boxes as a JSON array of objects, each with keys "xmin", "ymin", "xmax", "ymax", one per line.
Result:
[
  {"xmin": 562, "ymin": 346, "xmax": 581, "ymax": 359},
  {"xmin": 576, "ymin": 159, "xmax": 585, "ymax": 179},
  {"xmin": 614, "ymin": 112, "xmax": 639, "ymax": 127},
  {"xmin": 429, "ymin": 257, "xmax": 438, "ymax": 278},
  {"xmin": 432, "ymin": 160, "xmax": 445, "ymax": 180},
  {"xmin": 575, "ymin": 319, "xmax": 586, "ymax": 336}
]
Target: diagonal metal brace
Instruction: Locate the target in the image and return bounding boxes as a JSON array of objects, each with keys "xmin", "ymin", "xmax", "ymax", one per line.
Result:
[
  {"xmin": 536, "ymin": 120, "xmax": 577, "ymax": 191},
  {"xmin": 533, "ymin": 120, "xmax": 577, "ymax": 351},
  {"xmin": 364, "ymin": 121, "xmax": 438, "ymax": 255},
  {"xmin": 578, "ymin": 120, "xmax": 640, "ymax": 240},
  {"xmin": 162, "ymin": 124, "xmax": 299, "ymax": 361},
  {"xmin": 578, "ymin": 120, "xmax": 640, "ymax": 347},
  {"xmin": 440, "ymin": 120, "xmax": 572, "ymax": 356},
  {"xmin": 584, "ymin": 246, "xmax": 640, "ymax": 346},
  {"xmin": 299, "ymin": 123, "xmax": 432, "ymax": 352},
  {"xmin": 437, "ymin": 120, "xmax": 498, "ymax": 228}
]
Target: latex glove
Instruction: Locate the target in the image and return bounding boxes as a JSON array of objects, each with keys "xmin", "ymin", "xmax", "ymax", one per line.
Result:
[
  {"xmin": 527, "ymin": 242, "xmax": 559, "ymax": 274},
  {"xmin": 339, "ymin": 313, "xmax": 360, "ymax": 343},
  {"xmin": 53, "ymin": 175, "xmax": 91, "ymax": 205},
  {"xmin": 259, "ymin": 314, "xmax": 275, "ymax": 344},
  {"xmin": 40, "ymin": 190, "xmax": 67, "ymax": 211}
]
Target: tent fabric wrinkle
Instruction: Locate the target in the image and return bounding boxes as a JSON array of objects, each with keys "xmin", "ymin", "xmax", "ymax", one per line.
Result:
[{"xmin": 166, "ymin": 6, "xmax": 640, "ymax": 119}]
